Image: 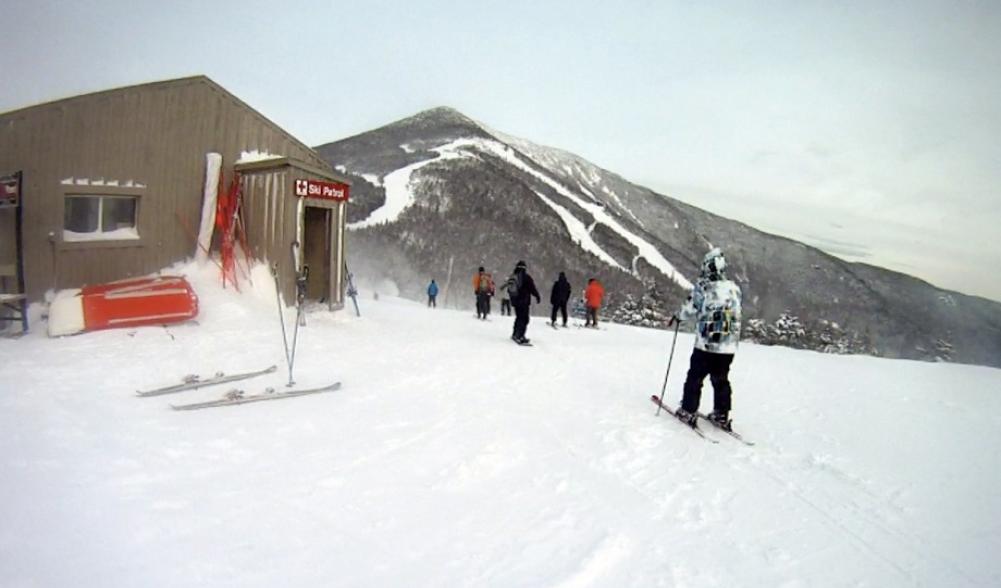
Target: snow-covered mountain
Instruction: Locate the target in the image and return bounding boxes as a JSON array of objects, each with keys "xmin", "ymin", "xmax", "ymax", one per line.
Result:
[
  {"xmin": 314, "ymin": 107, "xmax": 1001, "ymax": 368},
  {"xmin": 2, "ymin": 262, "xmax": 999, "ymax": 585}
]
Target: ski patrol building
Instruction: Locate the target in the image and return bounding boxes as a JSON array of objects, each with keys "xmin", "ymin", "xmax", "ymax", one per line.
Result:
[{"xmin": 0, "ymin": 76, "xmax": 350, "ymax": 327}]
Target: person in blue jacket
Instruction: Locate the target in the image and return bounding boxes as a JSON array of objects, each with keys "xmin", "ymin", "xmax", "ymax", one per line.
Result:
[{"xmin": 427, "ymin": 279, "xmax": 439, "ymax": 308}]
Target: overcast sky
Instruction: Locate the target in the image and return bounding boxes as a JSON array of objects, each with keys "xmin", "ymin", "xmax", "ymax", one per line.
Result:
[{"xmin": 3, "ymin": 1, "xmax": 1000, "ymax": 301}]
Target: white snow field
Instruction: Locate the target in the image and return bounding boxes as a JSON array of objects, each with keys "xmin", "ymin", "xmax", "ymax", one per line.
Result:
[{"xmin": 2, "ymin": 261, "xmax": 999, "ymax": 587}]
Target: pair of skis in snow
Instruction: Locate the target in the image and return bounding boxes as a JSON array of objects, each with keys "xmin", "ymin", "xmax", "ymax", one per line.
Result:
[
  {"xmin": 649, "ymin": 395, "xmax": 754, "ymax": 446},
  {"xmin": 136, "ymin": 365, "xmax": 278, "ymax": 397},
  {"xmin": 137, "ymin": 365, "xmax": 340, "ymax": 410},
  {"xmin": 651, "ymin": 321, "xmax": 753, "ymax": 445},
  {"xmin": 171, "ymin": 381, "xmax": 341, "ymax": 410},
  {"xmin": 138, "ymin": 243, "xmax": 341, "ymax": 411}
]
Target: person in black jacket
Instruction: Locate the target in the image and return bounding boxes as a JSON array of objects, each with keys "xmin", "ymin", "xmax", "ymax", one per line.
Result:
[
  {"xmin": 549, "ymin": 272, "xmax": 572, "ymax": 327},
  {"xmin": 505, "ymin": 260, "xmax": 541, "ymax": 344}
]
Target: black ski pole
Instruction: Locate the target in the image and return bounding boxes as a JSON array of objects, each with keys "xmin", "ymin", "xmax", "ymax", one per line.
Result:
[
  {"xmin": 655, "ymin": 320, "xmax": 681, "ymax": 416},
  {"xmin": 272, "ymin": 262, "xmax": 292, "ymax": 362},
  {"xmin": 287, "ymin": 265, "xmax": 308, "ymax": 387}
]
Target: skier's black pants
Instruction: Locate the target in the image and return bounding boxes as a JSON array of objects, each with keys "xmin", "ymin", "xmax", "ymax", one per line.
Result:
[
  {"xmin": 680, "ymin": 348, "xmax": 734, "ymax": 415},
  {"xmin": 476, "ymin": 293, "xmax": 491, "ymax": 318},
  {"xmin": 513, "ymin": 304, "xmax": 531, "ymax": 340},
  {"xmin": 501, "ymin": 299, "xmax": 512, "ymax": 316},
  {"xmin": 585, "ymin": 306, "xmax": 599, "ymax": 326},
  {"xmin": 428, "ymin": 295, "xmax": 436, "ymax": 308},
  {"xmin": 551, "ymin": 302, "xmax": 567, "ymax": 325}
]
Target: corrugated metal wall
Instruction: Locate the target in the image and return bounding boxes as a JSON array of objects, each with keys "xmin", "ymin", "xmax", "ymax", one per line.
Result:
[
  {"xmin": 238, "ymin": 162, "xmax": 348, "ymax": 308},
  {"xmin": 0, "ymin": 76, "xmax": 331, "ymax": 302},
  {"xmin": 240, "ymin": 167, "xmax": 296, "ymax": 302}
]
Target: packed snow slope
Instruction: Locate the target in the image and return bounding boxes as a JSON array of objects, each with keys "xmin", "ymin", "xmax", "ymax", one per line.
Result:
[{"xmin": 2, "ymin": 262, "xmax": 999, "ymax": 587}]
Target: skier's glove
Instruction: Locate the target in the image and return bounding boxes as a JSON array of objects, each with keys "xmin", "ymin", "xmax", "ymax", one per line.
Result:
[{"xmin": 667, "ymin": 315, "xmax": 680, "ymax": 327}]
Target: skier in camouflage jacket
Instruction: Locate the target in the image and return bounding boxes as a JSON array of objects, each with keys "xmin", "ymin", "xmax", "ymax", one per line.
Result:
[{"xmin": 668, "ymin": 247, "xmax": 742, "ymax": 429}]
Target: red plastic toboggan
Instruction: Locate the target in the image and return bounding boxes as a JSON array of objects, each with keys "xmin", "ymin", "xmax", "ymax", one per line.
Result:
[{"xmin": 80, "ymin": 276, "xmax": 199, "ymax": 331}]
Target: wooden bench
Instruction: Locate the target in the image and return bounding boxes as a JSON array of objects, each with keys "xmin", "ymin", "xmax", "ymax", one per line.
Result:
[{"xmin": 0, "ymin": 263, "xmax": 28, "ymax": 333}]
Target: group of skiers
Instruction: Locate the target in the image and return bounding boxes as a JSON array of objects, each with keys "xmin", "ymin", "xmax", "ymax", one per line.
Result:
[
  {"xmin": 423, "ymin": 247, "xmax": 742, "ymax": 431},
  {"xmin": 547, "ymin": 273, "xmax": 605, "ymax": 329},
  {"xmin": 462, "ymin": 262, "xmax": 609, "ymax": 345}
]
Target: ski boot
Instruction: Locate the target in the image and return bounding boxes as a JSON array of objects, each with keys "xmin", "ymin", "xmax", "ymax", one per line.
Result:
[
  {"xmin": 708, "ymin": 411, "xmax": 732, "ymax": 432},
  {"xmin": 674, "ymin": 407, "xmax": 697, "ymax": 427}
]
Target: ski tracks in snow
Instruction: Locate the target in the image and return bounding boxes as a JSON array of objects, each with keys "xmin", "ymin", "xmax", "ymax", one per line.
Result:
[
  {"xmin": 551, "ymin": 533, "xmax": 633, "ymax": 588},
  {"xmin": 710, "ymin": 426, "xmax": 978, "ymax": 587},
  {"xmin": 747, "ymin": 451, "xmax": 977, "ymax": 586}
]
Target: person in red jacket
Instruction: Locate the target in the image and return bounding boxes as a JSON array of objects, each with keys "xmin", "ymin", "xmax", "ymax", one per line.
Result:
[{"xmin": 584, "ymin": 278, "xmax": 605, "ymax": 328}]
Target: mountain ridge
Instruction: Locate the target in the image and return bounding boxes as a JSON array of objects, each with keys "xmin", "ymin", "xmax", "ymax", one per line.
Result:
[{"xmin": 315, "ymin": 107, "xmax": 1001, "ymax": 368}]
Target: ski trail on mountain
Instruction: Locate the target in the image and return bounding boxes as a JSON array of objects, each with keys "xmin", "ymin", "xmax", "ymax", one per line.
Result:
[
  {"xmin": 347, "ymin": 144, "xmax": 465, "ymax": 229},
  {"xmin": 531, "ymin": 188, "xmax": 625, "ymax": 270},
  {"xmin": 347, "ymin": 135, "xmax": 692, "ymax": 289},
  {"xmin": 467, "ymin": 137, "xmax": 692, "ymax": 288}
]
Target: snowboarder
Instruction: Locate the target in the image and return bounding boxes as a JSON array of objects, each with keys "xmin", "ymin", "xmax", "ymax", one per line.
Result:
[
  {"xmin": 584, "ymin": 278, "xmax": 605, "ymax": 328},
  {"xmin": 427, "ymin": 279, "xmax": 439, "ymax": 308},
  {"xmin": 504, "ymin": 260, "xmax": 540, "ymax": 345},
  {"xmin": 472, "ymin": 267, "xmax": 495, "ymax": 320},
  {"xmin": 668, "ymin": 247, "xmax": 742, "ymax": 430},
  {"xmin": 550, "ymin": 272, "xmax": 572, "ymax": 327}
]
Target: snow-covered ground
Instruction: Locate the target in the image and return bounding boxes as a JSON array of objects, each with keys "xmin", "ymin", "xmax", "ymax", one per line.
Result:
[{"xmin": 2, "ymin": 261, "xmax": 999, "ymax": 587}]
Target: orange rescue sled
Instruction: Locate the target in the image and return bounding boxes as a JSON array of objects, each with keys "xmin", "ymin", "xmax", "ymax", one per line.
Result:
[{"xmin": 49, "ymin": 276, "xmax": 199, "ymax": 336}]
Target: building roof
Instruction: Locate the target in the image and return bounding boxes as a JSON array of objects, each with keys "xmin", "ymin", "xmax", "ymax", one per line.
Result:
[{"xmin": 0, "ymin": 75, "xmax": 330, "ymax": 172}]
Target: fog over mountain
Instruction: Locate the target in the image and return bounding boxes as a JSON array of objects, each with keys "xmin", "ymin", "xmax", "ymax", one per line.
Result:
[{"xmin": 315, "ymin": 107, "xmax": 1001, "ymax": 368}]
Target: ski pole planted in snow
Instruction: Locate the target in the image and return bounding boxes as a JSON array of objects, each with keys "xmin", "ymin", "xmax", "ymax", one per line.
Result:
[
  {"xmin": 287, "ymin": 264, "xmax": 309, "ymax": 387},
  {"xmin": 655, "ymin": 320, "xmax": 681, "ymax": 416},
  {"xmin": 272, "ymin": 263, "xmax": 292, "ymax": 370}
]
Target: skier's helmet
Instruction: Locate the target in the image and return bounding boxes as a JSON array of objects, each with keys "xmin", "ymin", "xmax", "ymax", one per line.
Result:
[{"xmin": 701, "ymin": 248, "xmax": 726, "ymax": 279}]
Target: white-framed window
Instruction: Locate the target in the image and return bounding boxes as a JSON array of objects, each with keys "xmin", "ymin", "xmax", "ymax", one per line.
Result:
[{"xmin": 63, "ymin": 194, "xmax": 140, "ymax": 242}]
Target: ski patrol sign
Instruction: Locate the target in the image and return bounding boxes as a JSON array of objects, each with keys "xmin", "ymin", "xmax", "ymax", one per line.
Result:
[
  {"xmin": 1, "ymin": 173, "xmax": 19, "ymax": 208},
  {"xmin": 295, "ymin": 178, "xmax": 349, "ymax": 202}
]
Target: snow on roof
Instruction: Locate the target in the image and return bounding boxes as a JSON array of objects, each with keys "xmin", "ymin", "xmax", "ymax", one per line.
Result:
[
  {"xmin": 236, "ymin": 149, "xmax": 284, "ymax": 164},
  {"xmin": 60, "ymin": 178, "xmax": 146, "ymax": 188}
]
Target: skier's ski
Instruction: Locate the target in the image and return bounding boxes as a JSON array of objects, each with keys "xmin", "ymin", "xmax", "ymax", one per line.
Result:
[
  {"xmin": 137, "ymin": 365, "xmax": 278, "ymax": 397},
  {"xmin": 171, "ymin": 382, "xmax": 341, "ymax": 410},
  {"xmin": 697, "ymin": 413, "xmax": 755, "ymax": 446},
  {"xmin": 649, "ymin": 395, "xmax": 718, "ymax": 443}
]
